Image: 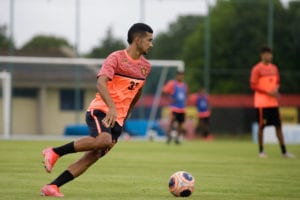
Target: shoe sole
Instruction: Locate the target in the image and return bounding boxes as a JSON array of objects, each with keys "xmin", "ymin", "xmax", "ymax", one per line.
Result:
[
  {"xmin": 42, "ymin": 150, "xmax": 52, "ymax": 173},
  {"xmin": 40, "ymin": 189, "xmax": 64, "ymax": 197},
  {"xmin": 40, "ymin": 191, "xmax": 64, "ymax": 197}
]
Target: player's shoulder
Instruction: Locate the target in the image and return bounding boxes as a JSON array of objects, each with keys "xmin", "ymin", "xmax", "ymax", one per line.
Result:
[
  {"xmin": 107, "ymin": 49, "xmax": 125, "ymax": 59},
  {"xmin": 252, "ymin": 61, "xmax": 263, "ymax": 69},
  {"xmin": 251, "ymin": 62, "xmax": 265, "ymax": 74},
  {"xmin": 140, "ymin": 55, "xmax": 151, "ymax": 68},
  {"xmin": 167, "ymin": 79, "xmax": 176, "ymax": 85},
  {"xmin": 269, "ymin": 63, "xmax": 278, "ymax": 69}
]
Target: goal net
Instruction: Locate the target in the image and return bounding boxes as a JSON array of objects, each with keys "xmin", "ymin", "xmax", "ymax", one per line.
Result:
[{"xmin": 0, "ymin": 56, "xmax": 184, "ymax": 138}]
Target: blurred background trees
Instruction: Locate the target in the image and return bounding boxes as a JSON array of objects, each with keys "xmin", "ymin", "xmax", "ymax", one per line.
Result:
[
  {"xmin": 86, "ymin": 27, "xmax": 126, "ymax": 58},
  {"xmin": 1, "ymin": 0, "xmax": 299, "ymax": 94},
  {"xmin": 150, "ymin": 0, "xmax": 300, "ymax": 94}
]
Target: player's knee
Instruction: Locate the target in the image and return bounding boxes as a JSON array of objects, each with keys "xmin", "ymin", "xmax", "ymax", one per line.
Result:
[{"xmin": 94, "ymin": 133, "xmax": 112, "ymax": 150}]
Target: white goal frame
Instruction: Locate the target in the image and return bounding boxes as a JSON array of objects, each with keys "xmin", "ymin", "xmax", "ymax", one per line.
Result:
[
  {"xmin": 0, "ymin": 56, "xmax": 184, "ymax": 138},
  {"xmin": 0, "ymin": 71, "xmax": 12, "ymax": 139}
]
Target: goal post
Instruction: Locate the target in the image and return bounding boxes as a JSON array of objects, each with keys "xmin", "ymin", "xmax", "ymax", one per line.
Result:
[
  {"xmin": 0, "ymin": 56, "xmax": 184, "ymax": 138},
  {"xmin": 0, "ymin": 71, "xmax": 12, "ymax": 139}
]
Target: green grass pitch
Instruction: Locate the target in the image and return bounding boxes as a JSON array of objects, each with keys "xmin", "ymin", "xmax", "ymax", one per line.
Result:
[{"xmin": 0, "ymin": 138, "xmax": 299, "ymax": 200}]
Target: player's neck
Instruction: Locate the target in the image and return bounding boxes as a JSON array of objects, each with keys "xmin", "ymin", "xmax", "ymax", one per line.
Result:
[
  {"xmin": 261, "ymin": 60, "xmax": 271, "ymax": 65},
  {"xmin": 126, "ymin": 47, "xmax": 142, "ymax": 60}
]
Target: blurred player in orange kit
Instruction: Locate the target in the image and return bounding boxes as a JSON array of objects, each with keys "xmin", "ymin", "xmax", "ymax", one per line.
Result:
[
  {"xmin": 163, "ymin": 71, "xmax": 188, "ymax": 144},
  {"xmin": 40, "ymin": 23, "xmax": 154, "ymax": 197},
  {"xmin": 250, "ymin": 45, "xmax": 294, "ymax": 158}
]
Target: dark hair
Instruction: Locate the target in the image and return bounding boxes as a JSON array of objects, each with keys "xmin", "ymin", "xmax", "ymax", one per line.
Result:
[
  {"xmin": 260, "ymin": 45, "xmax": 272, "ymax": 53},
  {"xmin": 127, "ymin": 23, "xmax": 153, "ymax": 44}
]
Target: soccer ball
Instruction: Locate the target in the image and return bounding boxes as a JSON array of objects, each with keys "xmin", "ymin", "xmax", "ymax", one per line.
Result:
[{"xmin": 168, "ymin": 171, "xmax": 195, "ymax": 197}]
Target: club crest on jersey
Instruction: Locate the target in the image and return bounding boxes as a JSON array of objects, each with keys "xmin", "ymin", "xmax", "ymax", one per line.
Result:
[
  {"xmin": 141, "ymin": 66, "xmax": 147, "ymax": 76},
  {"xmin": 122, "ymin": 58, "xmax": 129, "ymax": 63}
]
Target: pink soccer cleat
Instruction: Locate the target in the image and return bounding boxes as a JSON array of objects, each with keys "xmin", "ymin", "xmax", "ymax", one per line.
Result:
[
  {"xmin": 42, "ymin": 147, "xmax": 60, "ymax": 173},
  {"xmin": 40, "ymin": 184, "xmax": 64, "ymax": 197}
]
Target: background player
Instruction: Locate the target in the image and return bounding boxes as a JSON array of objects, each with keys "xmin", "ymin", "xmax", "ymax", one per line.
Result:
[
  {"xmin": 194, "ymin": 87, "xmax": 213, "ymax": 141},
  {"xmin": 40, "ymin": 23, "xmax": 153, "ymax": 197},
  {"xmin": 162, "ymin": 71, "xmax": 188, "ymax": 144},
  {"xmin": 250, "ymin": 45, "xmax": 294, "ymax": 158}
]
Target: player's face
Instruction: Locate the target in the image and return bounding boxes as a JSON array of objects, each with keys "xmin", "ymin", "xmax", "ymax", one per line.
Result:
[
  {"xmin": 261, "ymin": 52, "xmax": 273, "ymax": 63},
  {"xmin": 137, "ymin": 32, "xmax": 153, "ymax": 55},
  {"xmin": 176, "ymin": 73, "xmax": 184, "ymax": 82}
]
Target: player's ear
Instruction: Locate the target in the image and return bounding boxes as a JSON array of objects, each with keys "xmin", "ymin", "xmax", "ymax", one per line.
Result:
[
  {"xmin": 133, "ymin": 37, "xmax": 139, "ymax": 44},
  {"xmin": 133, "ymin": 34, "xmax": 142, "ymax": 44}
]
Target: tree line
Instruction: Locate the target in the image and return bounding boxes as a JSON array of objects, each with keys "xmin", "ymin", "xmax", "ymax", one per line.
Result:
[{"xmin": 1, "ymin": 0, "xmax": 299, "ymax": 94}]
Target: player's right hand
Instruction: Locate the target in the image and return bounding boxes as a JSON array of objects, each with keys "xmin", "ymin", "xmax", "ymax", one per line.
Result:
[{"xmin": 267, "ymin": 89, "xmax": 279, "ymax": 98}]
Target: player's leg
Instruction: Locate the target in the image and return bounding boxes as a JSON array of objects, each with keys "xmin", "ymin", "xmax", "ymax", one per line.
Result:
[
  {"xmin": 73, "ymin": 133, "xmax": 112, "ymax": 152},
  {"xmin": 41, "ymin": 142, "xmax": 116, "ymax": 197},
  {"xmin": 275, "ymin": 125, "xmax": 294, "ymax": 158},
  {"xmin": 41, "ymin": 150, "xmax": 100, "ymax": 197},
  {"xmin": 202, "ymin": 117, "xmax": 213, "ymax": 140},
  {"xmin": 258, "ymin": 127, "xmax": 265, "ymax": 154},
  {"xmin": 166, "ymin": 112, "xmax": 176, "ymax": 144},
  {"xmin": 50, "ymin": 142, "xmax": 114, "ymax": 188},
  {"xmin": 68, "ymin": 138, "xmax": 117, "ymax": 177},
  {"xmin": 275, "ymin": 125, "xmax": 286, "ymax": 153},
  {"xmin": 195, "ymin": 118, "xmax": 202, "ymax": 139},
  {"xmin": 175, "ymin": 122, "xmax": 183, "ymax": 144},
  {"xmin": 41, "ymin": 116, "xmax": 122, "ymax": 197},
  {"xmin": 42, "ymin": 127, "xmax": 112, "ymax": 173},
  {"xmin": 270, "ymin": 107, "xmax": 295, "ymax": 158},
  {"xmin": 256, "ymin": 108, "xmax": 267, "ymax": 157},
  {"xmin": 42, "ymin": 111, "xmax": 113, "ymax": 173},
  {"xmin": 49, "ymin": 150, "xmax": 101, "ymax": 188},
  {"xmin": 204, "ymin": 118, "xmax": 209, "ymax": 137},
  {"xmin": 175, "ymin": 113, "xmax": 185, "ymax": 144}
]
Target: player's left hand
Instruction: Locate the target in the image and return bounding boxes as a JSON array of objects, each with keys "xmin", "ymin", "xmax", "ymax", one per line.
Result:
[{"xmin": 103, "ymin": 107, "xmax": 117, "ymax": 128}]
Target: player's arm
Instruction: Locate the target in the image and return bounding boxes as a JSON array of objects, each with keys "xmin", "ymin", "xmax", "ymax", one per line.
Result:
[
  {"xmin": 97, "ymin": 75, "xmax": 117, "ymax": 127},
  {"xmin": 185, "ymin": 84, "xmax": 189, "ymax": 103},
  {"xmin": 250, "ymin": 67, "xmax": 272, "ymax": 95},
  {"xmin": 251, "ymin": 82, "xmax": 279, "ymax": 98},
  {"xmin": 125, "ymin": 87, "xmax": 143, "ymax": 120},
  {"xmin": 250, "ymin": 82, "xmax": 267, "ymax": 94},
  {"xmin": 162, "ymin": 80, "xmax": 174, "ymax": 103}
]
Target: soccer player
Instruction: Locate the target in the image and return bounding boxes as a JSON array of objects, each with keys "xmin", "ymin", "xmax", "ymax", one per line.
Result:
[
  {"xmin": 162, "ymin": 71, "xmax": 188, "ymax": 144},
  {"xmin": 40, "ymin": 23, "xmax": 154, "ymax": 197},
  {"xmin": 250, "ymin": 45, "xmax": 294, "ymax": 158},
  {"xmin": 194, "ymin": 87, "xmax": 213, "ymax": 141}
]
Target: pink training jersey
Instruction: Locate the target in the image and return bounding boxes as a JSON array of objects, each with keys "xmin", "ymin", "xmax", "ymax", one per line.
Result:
[
  {"xmin": 88, "ymin": 50, "xmax": 151, "ymax": 126},
  {"xmin": 250, "ymin": 62, "xmax": 280, "ymax": 108}
]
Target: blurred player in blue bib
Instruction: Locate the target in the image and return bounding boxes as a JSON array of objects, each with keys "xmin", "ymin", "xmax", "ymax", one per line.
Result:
[
  {"xmin": 163, "ymin": 71, "xmax": 188, "ymax": 144},
  {"xmin": 195, "ymin": 88, "xmax": 213, "ymax": 141}
]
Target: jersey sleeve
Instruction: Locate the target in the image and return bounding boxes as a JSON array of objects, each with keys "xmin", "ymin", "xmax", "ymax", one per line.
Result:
[
  {"xmin": 250, "ymin": 65, "xmax": 265, "ymax": 92},
  {"xmin": 275, "ymin": 66, "xmax": 280, "ymax": 86},
  {"xmin": 163, "ymin": 80, "xmax": 175, "ymax": 95},
  {"xmin": 185, "ymin": 84, "xmax": 189, "ymax": 95},
  {"xmin": 97, "ymin": 53, "xmax": 118, "ymax": 80},
  {"xmin": 250, "ymin": 66, "xmax": 259, "ymax": 86}
]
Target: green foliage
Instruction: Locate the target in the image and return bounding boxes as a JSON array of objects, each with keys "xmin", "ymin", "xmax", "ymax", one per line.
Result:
[
  {"xmin": 184, "ymin": 0, "xmax": 277, "ymax": 93},
  {"xmin": 87, "ymin": 27, "xmax": 126, "ymax": 58},
  {"xmin": 0, "ymin": 25, "xmax": 14, "ymax": 50},
  {"xmin": 151, "ymin": 0, "xmax": 300, "ymax": 94},
  {"xmin": 21, "ymin": 35, "xmax": 72, "ymax": 50},
  {"xmin": 274, "ymin": 1, "xmax": 300, "ymax": 93},
  {"xmin": 149, "ymin": 15, "xmax": 203, "ymax": 60},
  {"xmin": 0, "ymin": 140, "xmax": 299, "ymax": 199}
]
